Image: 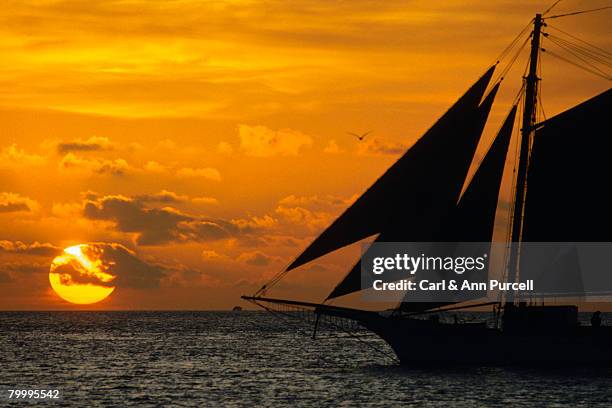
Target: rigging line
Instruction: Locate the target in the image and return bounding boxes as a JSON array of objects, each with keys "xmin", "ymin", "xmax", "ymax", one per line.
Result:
[
  {"xmin": 543, "ymin": 49, "xmax": 612, "ymax": 81},
  {"xmin": 501, "ymin": 89, "xmax": 524, "ymax": 305},
  {"xmin": 545, "ymin": 6, "xmax": 612, "ymax": 19},
  {"xmin": 546, "ymin": 33, "xmax": 612, "ymax": 65},
  {"xmin": 547, "ymin": 33, "xmax": 612, "ymax": 62},
  {"xmin": 468, "ymin": 82, "xmax": 523, "ymax": 180},
  {"xmin": 537, "ymin": 45, "xmax": 547, "ymax": 121},
  {"xmin": 316, "ymin": 313, "xmax": 399, "ymax": 363},
  {"xmin": 543, "ymin": 0, "xmax": 563, "ymax": 16},
  {"xmin": 255, "ymin": 268, "xmax": 289, "ymax": 296},
  {"xmin": 493, "ymin": 19, "xmax": 534, "ymax": 65},
  {"xmin": 546, "ymin": 34, "xmax": 612, "ymax": 68},
  {"xmin": 547, "ymin": 24, "xmax": 612, "ymax": 58},
  {"xmin": 254, "ymin": 263, "xmax": 289, "ymax": 296},
  {"xmin": 546, "ymin": 37, "xmax": 612, "ymax": 79},
  {"xmin": 493, "ymin": 32, "xmax": 532, "ymax": 85},
  {"xmin": 259, "ymin": 22, "xmax": 531, "ymax": 298},
  {"xmin": 254, "ymin": 299, "xmax": 399, "ymax": 363}
]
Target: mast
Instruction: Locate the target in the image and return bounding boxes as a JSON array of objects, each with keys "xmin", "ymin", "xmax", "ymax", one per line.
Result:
[{"xmin": 506, "ymin": 14, "xmax": 543, "ymax": 304}]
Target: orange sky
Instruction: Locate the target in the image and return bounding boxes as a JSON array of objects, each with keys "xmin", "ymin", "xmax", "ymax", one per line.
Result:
[{"xmin": 1, "ymin": 0, "xmax": 610, "ymax": 309}]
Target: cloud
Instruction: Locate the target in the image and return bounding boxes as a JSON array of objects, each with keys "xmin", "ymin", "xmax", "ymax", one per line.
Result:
[
  {"xmin": 237, "ymin": 251, "xmax": 279, "ymax": 267},
  {"xmin": 0, "ymin": 240, "xmax": 61, "ymax": 256},
  {"xmin": 84, "ymin": 195, "xmax": 189, "ymax": 245},
  {"xmin": 0, "ymin": 261, "xmax": 48, "ymax": 282},
  {"xmin": 192, "ymin": 196, "xmax": 219, "ymax": 205},
  {"xmin": 0, "ymin": 144, "xmax": 45, "ymax": 167},
  {"xmin": 0, "ymin": 192, "xmax": 39, "ymax": 213},
  {"xmin": 53, "ymin": 243, "xmax": 166, "ymax": 289},
  {"xmin": 238, "ymin": 125, "xmax": 313, "ymax": 157},
  {"xmin": 51, "ymin": 201, "xmax": 85, "ymax": 218},
  {"xmin": 231, "ymin": 215, "xmax": 277, "ymax": 231},
  {"xmin": 323, "ymin": 139, "xmax": 343, "ymax": 154},
  {"xmin": 0, "ymin": 271, "xmax": 12, "ymax": 283},
  {"xmin": 277, "ymin": 194, "xmax": 350, "ymax": 211},
  {"xmin": 176, "ymin": 167, "xmax": 222, "ymax": 181},
  {"xmin": 356, "ymin": 138, "xmax": 406, "ymax": 156},
  {"xmin": 95, "ymin": 243, "xmax": 166, "ymax": 289},
  {"xmin": 273, "ymin": 194, "xmax": 355, "ymax": 235},
  {"xmin": 60, "ymin": 153, "xmax": 130, "ymax": 176},
  {"xmin": 134, "ymin": 190, "xmax": 188, "ymax": 204},
  {"xmin": 144, "ymin": 161, "xmax": 168, "ymax": 173},
  {"xmin": 217, "ymin": 141, "xmax": 234, "ymax": 154},
  {"xmin": 83, "ymin": 194, "xmax": 258, "ymax": 245},
  {"xmin": 275, "ymin": 205, "xmax": 333, "ymax": 232},
  {"xmin": 56, "ymin": 136, "xmax": 115, "ymax": 153}
]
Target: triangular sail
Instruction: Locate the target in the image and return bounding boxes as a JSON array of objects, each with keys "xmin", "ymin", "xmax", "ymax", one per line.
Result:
[
  {"xmin": 521, "ymin": 88, "xmax": 612, "ymax": 242},
  {"xmin": 286, "ymin": 66, "xmax": 496, "ymax": 273},
  {"xmin": 439, "ymin": 105, "xmax": 517, "ymax": 242},
  {"xmin": 398, "ymin": 105, "xmax": 516, "ymax": 309},
  {"xmin": 518, "ymin": 89, "xmax": 611, "ymax": 298},
  {"xmin": 325, "ymin": 86, "xmax": 508, "ymax": 301}
]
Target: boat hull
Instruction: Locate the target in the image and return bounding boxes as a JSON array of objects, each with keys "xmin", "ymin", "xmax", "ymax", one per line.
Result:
[{"xmin": 361, "ymin": 317, "xmax": 612, "ymax": 365}]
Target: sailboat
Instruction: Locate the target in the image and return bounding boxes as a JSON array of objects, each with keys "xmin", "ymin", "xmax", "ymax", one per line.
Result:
[{"xmin": 243, "ymin": 11, "xmax": 612, "ymax": 365}]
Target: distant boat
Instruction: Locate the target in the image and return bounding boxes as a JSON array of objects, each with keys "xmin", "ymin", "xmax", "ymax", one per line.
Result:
[
  {"xmin": 232, "ymin": 306, "xmax": 243, "ymax": 312},
  {"xmin": 244, "ymin": 12, "xmax": 612, "ymax": 365}
]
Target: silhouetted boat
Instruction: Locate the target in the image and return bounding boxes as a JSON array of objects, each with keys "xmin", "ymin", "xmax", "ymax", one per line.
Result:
[{"xmin": 243, "ymin": 12, "xmax": 612, "ymax": 365}]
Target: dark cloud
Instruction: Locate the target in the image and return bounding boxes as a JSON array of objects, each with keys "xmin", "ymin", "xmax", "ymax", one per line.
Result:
[
  {"xmin": 60, "ymin": 153, "xmax": 130, "ymax": 176},
  {"xmin": 53, "ymin": 243, "xmax": 166, "ymax": 289},
  {"xmin": 83, "ymin": 195, "xmax": 252, "ymax": 245},
  {"xmin": 83, "ymin": 196, "xmax": 189, "ymax": 245},
  {"xmin": 134, "ymin": 190, "xmax": 188, "ymax": 204},
  {"xmin": 0, "ymin": 192, "xmax": 38, "ymax": 213},
  {"xmin": 56, "ymin": 136, "xmax": 114, "ymax": 153},
  {"xmin": 81, "ymin": 190, "xmax": 100, "ymax": 201},
  {"xmin": 0, "ymin": 202, "xmax": 29, "ymax": 213},
  {"xmin": 277, "ymin": 194, "xmax": 350, "ymax": 212},
  {"xmin": 0, "ymin": 260, "xmax": 49, "ymax": 290},
  {"xmin": 0, "ymin": 240, "xmax": 61, "ymax": 256},
  {"xmin": 357, "ymin": 138, "xmax": 406, "ymax": 156},
  {"xmin": 99, "ymin": 244, "xmax": 166, "ymax": 289},
  {"xmin": 237, "ymin": 251, "xmax": 277, "ymax": 266},
  {"xmin": 1, "ymin": 262, "xmax": 46, "ymax": 274}
]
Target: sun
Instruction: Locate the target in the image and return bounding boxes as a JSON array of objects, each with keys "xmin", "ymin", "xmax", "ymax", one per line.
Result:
[{"xmin": 49, "ymin": 244, "xmax": 116, "ymax": 305}]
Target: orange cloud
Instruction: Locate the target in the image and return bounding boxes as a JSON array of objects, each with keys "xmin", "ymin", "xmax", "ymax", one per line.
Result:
[
  {"xmin": 237, "ymin": 251, "xmax": 280, "ymax": 267},
  {"xmin": 0, "ymin": 144, "xmax": 45, "ymax": 167},
  {"xmin": 192, "ymin": 197, "xmax": 219, "ymax": 205},
  {"xmin": 176, "ymin": 167, "xmax": 222, "ymax": 181},
  {"xmin": 356, "ymin": 138, "xmax": 406, "ymax": 156},
  {"xmin": 238, "ymin": 125, "xmax": 313, "ymax": 157},
  {"xmin": 59, "ymin": 153, "xmax": 130, "ymax": 176},
  {"xmin": 0, "ymin": 192, "xmax": 40, "ymax": 213},
  {"xmin": 0, "ymin": 240, "xmax": 60, "ymax": 256},
  {"xmin": 323, "ymin": 139, "xmax": 343, "ymax": 154},
  {"xmin": 82, "ymin": 194, "xmax": 265, "ymax": 245},
  {"xmin": 144, "ymin": 161, "xmax": 168, "ymax": 173},
  {"xmin": 56, "ymin": 136, "xmax": 116, "ymax": 153},
  {"xmin": 217, "ymin": 141, "xmax": 234, "ymax": 154}
]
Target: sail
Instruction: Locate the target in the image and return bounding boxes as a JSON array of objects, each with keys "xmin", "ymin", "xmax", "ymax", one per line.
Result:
[
  {"xmin": 517, "ymin": 89, "xmax": 611, "ymax": 297},
  {"xmin": 531, "ymin": 246, "xmax": 585, "ymax": 297},
  {"xmin": 396, "ymin": 104, "xmax": 517, "ymax": 309},
  {"xmin": 325, "ymin": 87, "xmax": 509, "ymax": 301},
  {"xmin": 286, "ymin": 66, "xmax": 496, "ymax": 272},
  {"xmin": 522, "ymin": 88, "xmax": 612, "ymax": 241},
  {"xmin": 440, "ymin": 105, "xmax": 517, "ymax": 242}
]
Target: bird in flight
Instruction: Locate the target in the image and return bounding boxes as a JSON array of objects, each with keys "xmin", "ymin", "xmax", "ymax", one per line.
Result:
[{"xmin": 347, "ymin": 130, "xmax": 372, "ymax": 141}]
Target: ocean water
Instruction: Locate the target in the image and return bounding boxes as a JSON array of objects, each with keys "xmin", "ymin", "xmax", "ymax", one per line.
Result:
[{"xmin": 1, "ymin": 311, "xmax": 611, "ymax": 407}]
